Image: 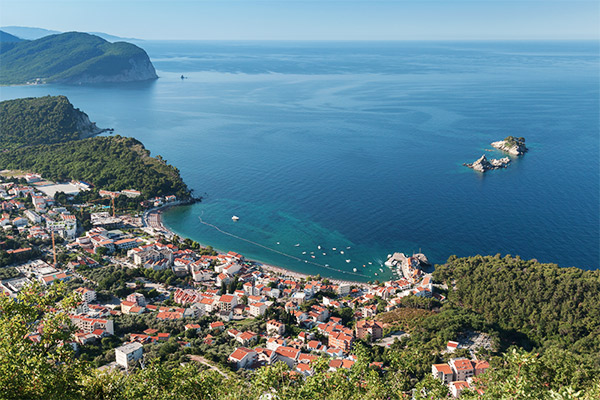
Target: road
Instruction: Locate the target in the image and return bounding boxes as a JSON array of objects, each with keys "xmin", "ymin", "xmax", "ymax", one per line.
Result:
[{"xmin": 188, "ymin": 355, "xmax": 229, "ymax": 379}]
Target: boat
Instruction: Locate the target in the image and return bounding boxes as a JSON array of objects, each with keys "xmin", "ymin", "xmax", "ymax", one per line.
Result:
[
  {"xmin": 362, "ymin": 264, "xmax": 366, "ymax": 268},
  {"xmin": 322, "ymin": 253, "xmax": 327, "ymax": 256},
  {"xmin": 311, "ymin": 255, "xmax": 316, "ymax": 259},
  {"xmin": 332, "ymin": 247, "xmax": 337, "ymax": 251},
  {"xmin": 325, "ymin": 264, "xmax": 329, "ymax": 267},
  {"xmin": 379, "ymin": 268, "xmax": 384, "ymax": 272},
  {"xmin": 231, "ymin": 215, "xmax": 240, "ymax": 221},
  {"xmin": 346, "ymin": 259, "xmax": 351, "ymax": 263},
  {"xmin": 374, "ymin": 272, "xmax": 378, "ymax": 276},
  {"xmin": 368, "ymin": 262, "xmax": 372, "ymax": 265},
  {"xmin": 317, "ymin": 245, "xmax": 321, "ymax": 250},
  {"xmin": 302, "ymin": 251, "xmax": 307, "ymax": 255},
  {"xmin": 353, "ymin": 268, "xmax": 357, "ymax": 272},
  {"xmin": 347, "ymin": 246, "xmax": 351, "ymax": 249},
  {"xmin": 294, "ymin": 243, "xmax": 300, "ymax": 247},
  {"xmin": 340, "ymin": 251, "xmax": 344, "ymax": 254},
  {"xmin": 276, "ymin": 242, "xmax": 280, "ymax": 245}
]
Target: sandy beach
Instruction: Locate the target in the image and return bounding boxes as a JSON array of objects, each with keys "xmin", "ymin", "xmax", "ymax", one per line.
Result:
[{"xmin": 145, "ymin": 206, "xmax": 371, "ymax": 288}]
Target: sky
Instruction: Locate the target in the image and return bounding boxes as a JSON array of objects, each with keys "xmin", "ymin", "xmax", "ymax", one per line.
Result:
[{"xmin": 1, "ymin": 0, "xmax": 598, "ymax": 40}]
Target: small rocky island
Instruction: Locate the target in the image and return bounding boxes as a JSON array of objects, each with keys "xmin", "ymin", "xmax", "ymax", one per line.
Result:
[
  {"xmin": 491, "ymin": 136, "xmax": 528, "ymax": 156},
  {"xmin": 464, "ymin": 154, "xmax": 511, "ymax": 172}
]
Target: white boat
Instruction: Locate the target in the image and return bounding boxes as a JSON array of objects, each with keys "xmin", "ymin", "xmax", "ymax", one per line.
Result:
[
  {"xmin": 294, "ymin": 243, "xmax": 300, "ymax": 247},
  {"xmin": 374, "ymin": 272, "xmax": 378, "ymax": 276},
  {"xmin": 332, "ymin": 247, "xmax": 337, "ymax": 251},
  {"xmin": 353, "ymin": 268, "xmax": 357, "ymax": 272},
  {"xmin": 325, "ymin": 264, "xmax": 329, "ymax": 267},
  {"xmin": 379, "ymin": 268, "xmax": 384, "ymax": 272},
  {"xmin": 340, "ymin": 251, "xmax": 344, "ymax": 254},
  {"xmin": 302, "ymin": 251, "xmax": 307, "ymax": 255},
  {"xmin": 322, "ymin": 253, "xmax": 327, "ymax": 256},
  {"xmin": 346, "ymin": 259, "xmax": 351, "ymax": 263},
  {"xmin": 232, "ymin": 215, "xmax": 240, "ymax": 221},
  {"xmin": 311, "ymin": 255, "xmax": 316, "ymax": 259},
  {"xmin": 276, "ymin": 242, "xmax": 280, "ymax": 245},
  {"xmin": 368, "ymin": 262, "xmax": 372, "ymax": 265},
  {"xmin": 347, "ymin": 247, "xmax": 351, "ymax": 249}
]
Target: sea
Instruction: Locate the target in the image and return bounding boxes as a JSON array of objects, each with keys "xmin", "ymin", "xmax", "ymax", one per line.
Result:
[{"xmin": 1, "ymin": 40, "xmax": 598, "ymax": 282}]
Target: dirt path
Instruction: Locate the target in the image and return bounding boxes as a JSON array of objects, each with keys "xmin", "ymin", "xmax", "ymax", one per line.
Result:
[{"xmin": 188, "ymin": 355, "xmax": 230, "ymax": 378}]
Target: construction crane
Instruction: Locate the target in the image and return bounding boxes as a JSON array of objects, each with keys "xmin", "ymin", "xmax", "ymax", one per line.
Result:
[{"xmin": 51, "ymin": 230, "xmax": 57, "ymax": 267}]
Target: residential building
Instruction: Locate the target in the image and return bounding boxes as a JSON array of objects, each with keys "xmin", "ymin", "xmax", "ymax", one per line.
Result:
[
  {"xmin": 115, "ymin": 342, "xmax": 144, "ymax": 370},
  {"xmin": 432, "ymin": 363, "xmax": 454, "ymax": 385},
  {"xmin": 228, "ymin": 347, "xmax": 257, "ymax": 370},
  {"xmin": 355, "ymin": 320, "xmax": 383, "ymax": 341}
]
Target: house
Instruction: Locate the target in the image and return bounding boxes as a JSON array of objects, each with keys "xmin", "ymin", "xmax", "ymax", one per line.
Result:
[
  {"xmin": 447, "ymin": 341, "xmax": 459, "ymax": 352},
  {"xmin": 355, "ymin": 320, "xmax": 383, "ymax": 341},
  {"xmin": 266, "ymin": 320, "xmax": 285, "ymax": 336},
  {"xmin": 115, "ymin": 342, "xmax": 143, "ymax": 370},
  {"xmin": 210, "ymin": 321, "xmax": 225, "ymax": 331},
  {"xmin": 236, "ymin": 331, "xmax": 258, "ymax": 346},
  {"xmin": 432, "ymin": 363, "xmax": 454, "ymax": 384},
  {"xmin": 450, "ymin": 381, "xmax": 471, "ymax": 398},
  {"xmin": 249, "ymin": 302, "xmax": 267, "ymax": 317},
  {"xmin": 328, "ymin": 331, "xmax": 353, "ymax": 352},
  {"xmin": 218, "ymin": 294, "xmax": 238, "ymax": 311},
  {"xmin": 306, "ymin": 340, "xmax": 326, "ymax": 352},
  {"xmin": 70, "ymin": 315, "xmax": 114, "ymax": 335},
  {"xmin": 449, "ymin": 358, "xmax": 475, "ymax": 382},
  {"xmin": 24, "ymin": 210, "xmax": 41, "ymax": 224},
  {"xmin": 127, "ymin": 292, "xmax": 147, "ymax": 306},
  {"xmin": 120, "ymin": 300, "xmax": 137, "ymax": 314},
  {"xmin": 228, "ymin": 347, "xmax": 257, "ymax": 370},
  {"xmin": 275, "ymin": 346, "xmax": 301, "ymax": 368},
  {"xmin": 185, "ymin": 324, "xmax": 202, "ymax": 333}
]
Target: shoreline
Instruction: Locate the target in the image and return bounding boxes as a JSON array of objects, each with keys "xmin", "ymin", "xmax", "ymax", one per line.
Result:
[{"xmin": 145, "ymin": 205, "xmax": 371, "ymax": 288}]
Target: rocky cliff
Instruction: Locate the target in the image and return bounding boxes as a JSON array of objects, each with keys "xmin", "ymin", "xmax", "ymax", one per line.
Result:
[
  {"xmin": 464, "ymin": 155, "xmax": 511, "ymax": 172},
  {"xmin": 491, "ymin": 136, "xmax": 528, "ymax": 156}
]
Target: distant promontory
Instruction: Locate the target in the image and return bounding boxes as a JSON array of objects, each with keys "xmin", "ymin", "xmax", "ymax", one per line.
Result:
[
  {"xmin": 491, "ymin": 136, "xmax": 528, "ymax": 156},
  {"xmin": 0, "ymin": 31, "xmax": 157, "ymax": 85}
]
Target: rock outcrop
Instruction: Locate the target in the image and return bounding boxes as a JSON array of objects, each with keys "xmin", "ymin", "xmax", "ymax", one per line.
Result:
[
  {"xmin": 491, "ymin": 136, "xmax": 528, "ymax": 156},
  {"xmin": 464, "ymin": 155, "xmax": 511, "ymax": 172}
]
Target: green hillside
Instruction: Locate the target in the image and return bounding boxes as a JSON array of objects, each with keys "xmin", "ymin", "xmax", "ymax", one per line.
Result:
[
  {"xmin": 0, "ymin": 29, "xmax": 23, "ymax": 53},
  {"xmin": 0, "ymin": 32, "xmax": 157, "ymax": 84},
  {"xmin": 0, "ymin": 96, "xmax": 102, "ymax": 150},
  {"xmin": 0, "ymin": 135, "xmax": 190, "ymax": 199}
]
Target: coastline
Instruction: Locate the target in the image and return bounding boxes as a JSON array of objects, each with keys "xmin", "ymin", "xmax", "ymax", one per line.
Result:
[{"xmin": 146, "ymin": 205, "xmax": 371, "ymax": 288}]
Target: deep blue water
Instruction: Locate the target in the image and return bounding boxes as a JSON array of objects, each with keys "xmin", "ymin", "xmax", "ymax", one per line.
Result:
[{"xmin": 1, "ymin": 41, "xmax": 598, "ymax": 281}]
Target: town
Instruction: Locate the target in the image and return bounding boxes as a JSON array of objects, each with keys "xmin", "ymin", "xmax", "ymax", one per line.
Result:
[{"xmin": 0, "ymin": 170, "xmax": 490, "ymax": 398}]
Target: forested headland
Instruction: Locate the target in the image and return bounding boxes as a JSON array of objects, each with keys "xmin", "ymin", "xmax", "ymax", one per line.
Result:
[
  {"xmin": 0, "ymin": 135, "xmax": 190, "ymax": 199},
  {"xmin": 0, "ymin": 31, "xmax": 157, "ymax": 84},
  {"xmin": 0, "ymin": 96, "xmax": 191, "ymax": 199},
  {"xmin": 0, "ymin": 96, "xmax": 102, "ymax": 150}
]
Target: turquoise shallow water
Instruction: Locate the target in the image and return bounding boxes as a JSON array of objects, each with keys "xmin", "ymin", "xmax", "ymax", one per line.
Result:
[{"xmin": 1, "ymin": 41, "xmax": 598, "ymax": 281}]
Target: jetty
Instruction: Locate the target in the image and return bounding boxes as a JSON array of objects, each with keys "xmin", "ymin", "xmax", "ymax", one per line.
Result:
[{"xmin": 385, "ymin": 252, "xmax": 429, "ymax": 282}]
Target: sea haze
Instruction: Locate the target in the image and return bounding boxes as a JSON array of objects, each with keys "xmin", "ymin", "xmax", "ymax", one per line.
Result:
[{"xmin": 1, "ymin": 40, "xmax": 598, "ymax": 281}]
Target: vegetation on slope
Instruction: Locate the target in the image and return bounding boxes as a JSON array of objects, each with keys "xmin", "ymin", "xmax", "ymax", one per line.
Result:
[
  {"xmin": 433, "ymin": 255, "xmax": 600, "ymax": 356},
  {"xmin": 0, "ymin": 31, "xmax": 157, "ymax": 84},
  {"xmin": 0, "ymin": 96, "xmax": 101, "ymax": 150},
  {"xmin": 0, "ymin": 30, "xmax": 23, "ymax": 53},
  {"xmin": 0, "ymin": 135, "xmax": 190, "ymax": 199}
]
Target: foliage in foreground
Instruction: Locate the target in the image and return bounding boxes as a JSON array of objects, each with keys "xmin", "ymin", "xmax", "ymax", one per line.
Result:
[{"xmin": 2, "ymin": 281, "xmax": 600, "ymax": 400}]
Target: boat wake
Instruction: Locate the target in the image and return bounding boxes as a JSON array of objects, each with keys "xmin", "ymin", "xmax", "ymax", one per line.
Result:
[{"xmin": 197, "ymin": 214, "xmax": 369, "ymax": 278}]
